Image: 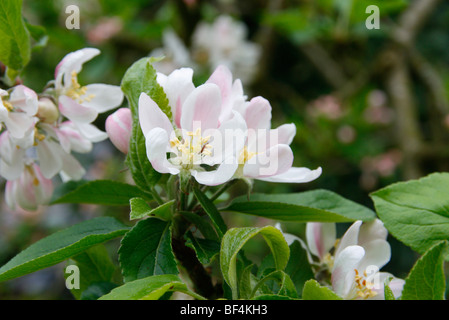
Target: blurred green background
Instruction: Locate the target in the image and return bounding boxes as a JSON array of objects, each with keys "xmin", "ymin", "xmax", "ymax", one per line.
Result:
[{"xmin": 1, "ymin": 0, "xmax": 449, "ymax": 299}]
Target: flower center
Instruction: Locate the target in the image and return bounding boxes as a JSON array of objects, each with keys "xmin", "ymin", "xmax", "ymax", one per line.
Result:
[
  {"xmin": 238, "ymin": 146, "xmax": 256, "ymax": 165},
  {"xmin": 65, "ymin": 71, "xmax": 95, "ymax": 104},
  {"xmin": 354, "ymin": 269, "xmax": 378, "ymax": 299},
  {"xmin": 1, "ymin": 95, "xmax": 14, "ymax": 112},
  {"xmin": 169, "ymin": 128, "xmax": 212, "ymax": 169}
]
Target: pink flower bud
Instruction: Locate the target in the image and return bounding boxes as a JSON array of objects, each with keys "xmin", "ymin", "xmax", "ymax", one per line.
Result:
[
  {"xmin": 105, "ymin": 108, "xmax": 132, "ymax": 154},
  {"xmin": 5, "ymin": 164, "xmax": 53, "ymax": 212}
]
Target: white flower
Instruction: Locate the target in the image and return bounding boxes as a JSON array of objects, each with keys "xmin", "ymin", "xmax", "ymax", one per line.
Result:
[
  {"xmin": 0, "ymin": 86, "xmax": 38, "ymax": 140},
  {"xmin": 306, "ymin": 222, "xmax": 337, "ymax": 267},
  {"xmin": 331, "ymin": 219, "xmax": 405, "ymax": 300},
  {"xmin": 206, "ymin": 65, "xmax": 322, "ymax": 183},
  {"xmin": 54, "ymin": 47, "xmax": 124, "ymax": 141},
  {"xmin": 139, "ymin": 67, "xmax": 247, "ymax": 186},
  {"xmin": 192, "ymin": 15, "xmax": 261, "ymax": 84}
]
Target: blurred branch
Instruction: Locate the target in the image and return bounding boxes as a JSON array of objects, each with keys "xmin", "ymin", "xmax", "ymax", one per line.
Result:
[{"xmin": 300, "ymin": 42, "xmax": 349, "ymax": 89}]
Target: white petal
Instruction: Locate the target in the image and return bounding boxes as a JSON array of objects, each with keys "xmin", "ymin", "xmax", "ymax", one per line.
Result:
[
  {"xmin": 306, "ymin": 222, "xmax": 336, "ymax": 261},
  {"xmin": 357, "ymin": 239, "xmax": 391, "ymax": 272},
  {"xmin": 243, "ymin": 144, "xmax": 293, "ymax": 178},
  {"xmin": 358, "ymin": 219, "xmax": 388, "ymax": 247},
  {"xmin": 55, "ymin": 48, "xmax": 100, "ymax": 89},
  {"xmin": 144, "ymin": 127, "xmax": 179, "ymax": 175},
  {"xmin": 331, "ymin": 245, "xmax": 365, "ymax": 298},
  {"xmin": 75, "ymin": 122, "xmax": 108, "ymax": 143},
  {"xmin": 59, "ymin": 95, "xmax": 98, "ymax": 124},
  {"xmin": 257, "ymin": 166, "xmax": 322, "ymax": 183},
  {"xmin": 82, "ymin": 84, "xmax": 124, "ymax": 113},
  {"xmin": 9, "ymin": 85, "xmax": 38, "ymax": 116},
  {"xmin": 334, "ymin": 220, "xmax": 363, "ymax": 258},
  {"xmin": 138, "ymin": 92, "xmax": 174, "ymax": 136},
  {"xmin": 191, "ymin": 157, "xmax": 238, "ymax": 186},
  {"xmin": 36, "ymin": 140, "xmax": 63, "ymax": 179}
]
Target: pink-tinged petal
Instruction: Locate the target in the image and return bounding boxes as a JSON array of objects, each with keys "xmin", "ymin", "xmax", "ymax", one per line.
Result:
[
  {"xmin": 145, "ymin": 127, "xmax": 180, "ymax": 175},
  {"xmin": 180, "ymin": 83, "xmax": 221, "ymax": 132},
  {"xmin": 0, "ymin": 157, "xmax": 25, "ymax": 181},
  {"xmin": 158, "ymin": 68, "xmax": 195, "ymax": 128},
  {"xmin": 138, "ymin": 93, "xmax": 174, "ymax": 136},
  {"xmin": 244, "ymin": 96, "xmax": 272, "ymax": 131},
  {"xmin": 82, "ymin": 84, "xmax": 124, "ymax": 113},
  {"xmin": 105, "ymin": 108, "xmax": 132, "ymax": 154},
  {"xmin": 357, "ymin": 239, "xmax": 391, "ymax": 272},
  {"xmin": 203, "ymin": 110, "xmax": 247, "ymax": 166},
  {"xmin": 59, "ymin": 95, "xmax": 98, "ymax": 124},
  {"xmin": 58, "ymin": 121, "xmax": 93, "ymax": 153},
  {"xmin": 257, "ymin": 166, "xmax": 322, "ymax": 183},
  {"xmin": 36, "ymin": 140, "xmax": 63, "ymax": 179},
  {"xmin": 331, "ymin": 245, "xmax": 365, "ymax": 298},
  {"xmin": 207, "ymin": 65, "xmax": 233, "ymax": 103},
  {"xmin": 32, "ymin": 164, "xmax": 54, "ymax": 205},
  {"xmin": 55, "ymin": 48, "xmax": 100, "ymax": 89},
  {"xmin": 386, "ymin": 277, "xmax": 405, "ymax": 299},
  {"xmin": 306, "ymin": 222, "xmax": 336, "ymax": 261},
  {"xmin": 358, "ymin": 219, "xmax": 388, "ymax": 247},
  {"xmin": 57, "ymin": 149, "xmax": 86, "ymax": 181},
  {"xmin": 9, "ymin": 85, "xmax": 38, "ymax": 116},
  {"xmin": 5, "ymin": 180, "xmax": 16, "ymax": 210},
  {"xmin": 243, "ymin": 144, "xmax": 293, "ymax": 178},
  {"xmin": 276, "ymin": 123, "xmax": 296, "ymax": 145},
  {"xmin": 75, "ymin": 122, "xmax": 108, "ymax": 143},
  {"xmin": 334, "ymin": 220, "xmax": 363, "ymax": 258},
  {"xmin": 191, "ymin": 157, "xmax": 238, "ymax": 186}
]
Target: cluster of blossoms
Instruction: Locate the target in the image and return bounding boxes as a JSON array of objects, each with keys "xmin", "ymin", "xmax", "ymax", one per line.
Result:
[
  {"xmin": 0, "ymin": 48, "xmax": 123, "ymax": 212},
  {"xmin": 277, "ymin": 219, "xmax": 405, "ymax": 300},
  {"xmin": 151, "ymin": 15, "xmax": 261, "ymax": 85},
  {"xmin": 108, "ymin": 64, "xmax": 322, "ymax": 187}
]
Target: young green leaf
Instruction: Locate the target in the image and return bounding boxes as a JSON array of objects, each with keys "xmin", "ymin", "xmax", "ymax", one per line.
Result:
[
  {"xmin": 121, "ymin": 57, "xmax": 171, "ymax": 190},
  {"xmin": 66, "ymin": 245, "xmax": 118, "ymax": 300},
  {"xmin": 98, "ymin": 274, "xmax": 205, "ymax": 300},
  {"xmin": 184, "ymin": 232, "xmax": 220, "ymax": 265},
  {"xmin": 51, "ymin": 180, "xmax": 152, "ymax": 206},
  {"xmin": 251, "ymin": 270, "xmax": 298, "ymax": 299},
  {"xmin": 0, "ymin": 217, "xmax": 129, "ymax": 282},
  {"xmin": 129, "ymin": 198, "xmax": 174, "ymax": 220},
  {"xmin": 220, "ymin": 226, "xmax": 290, "ymax": 299},
  {"xmin": 401, "ymin": 241, "xmax": 448, "ymax": 300},
  {"xmin": 223, "ymin": 189, "xmax": 375, "ymax": 222},
  {"xmin": 0, "ymin": 0, "xmax": 31, "ymax": 71},
  {"xmin": 302, "ymin": 279, "xmax": 343, "ymax": 300},
  {"xmin": 118, "ymin": 217, "xmax": 178, "ymax": 282},
  {"xmin": 371, "ymin": 172, "xmax": 449, "ymax": 254},
  {"xmin": 193, "ymin": 186, "xmax": 227, "ymax": 238}
]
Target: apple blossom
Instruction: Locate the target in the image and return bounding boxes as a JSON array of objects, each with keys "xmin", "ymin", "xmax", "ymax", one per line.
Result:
[
  {"xmin": 139, "ymin": 70, "xmax": 247, "ymax": 185},
  {"xmin": 54, "ymin": 47, "xmax": 124, "ymax": 142},
  {"xmin": 5, "ymin": 163, "xmax": 53, "ymax": 212},
  {"xmin": 331, "ymin": 219, "xmax": 405, "ymax": 300}
]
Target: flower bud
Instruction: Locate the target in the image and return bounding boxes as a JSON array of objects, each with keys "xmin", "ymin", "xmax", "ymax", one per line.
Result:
[
  {"xmin": 37, "ymin": 98, "xmax": 59, "ymax": 124},
  {"xmin": 105, "ymin": 108, "xmax": 132, "ymax": 154},
  {"xmin": 5, "ymin": 164, "xmax": 53, "ymax": 212}
]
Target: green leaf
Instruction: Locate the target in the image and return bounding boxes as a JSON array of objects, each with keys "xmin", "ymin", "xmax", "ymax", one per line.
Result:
[
  {"xmin": 98, "ymin": 274, "xmax": 205, "ymax": 300},
  {"xmin": 180, "ymin": 211, "xmax": 220, "ymax": 241},
  {"xmin": 220, "ymin": 226, "xmax": 290, "ymax": 299},
  {"xmin": 129, "ymin": 198, "xmax": 174, "ymax": 221},
  {"xmin": 80, "ymin": 282, "xmax": 118, "ymax": 300},
  {"xmin": 51, "ymin": 180, "xmax": 152, "ymax": 206},
  {"xmin": 193, "ymin": 186, "xmax": 227, "ymax": 238},
  {"xmin": 118, "ymin": 217, "xmax": 178, "ymax": 282},
  {"xmin": 0, "ymin": 0, "xmax": 31, "ymax": 70},
  {"xmin": 224, "ymin": 189, "xmax": 375, "ymax": 222},
  {"xmin": 185, "ymin": 232, "xmax": 220, "ymax": 265},
  {"xmin": 66, "ymin": 245, "xmax": 117, "ymax": 299},
  {"xmin": 251, "ymin": 270, "xmax": 298, "ymax": 299},
  {"xmin": 370, "ymin": 173, "xmax": 449, "ymax": 254},
  {"xmin": 25, "ymin": 22, "xmax": 48, "ymax": 51},
  {"xmin": 302, "ymin": 279, "xmax": 343, "ymax": 300},
  {"xmin": 0, "ymin": 217, "xmax": 130, "ymax": 282},
  {"xmin": 401, "ymin": 241, "xmax": 448, "ymax": 300},
  {"xmin": 121, "ymin": 57, "xmax": 172, "ymax": 190},
  {"xmin": 384, "ymin": 282, "xmax": 396, "ymax": 301}
]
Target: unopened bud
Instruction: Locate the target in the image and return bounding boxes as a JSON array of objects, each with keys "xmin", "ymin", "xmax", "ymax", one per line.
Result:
[
  {"xmin": 37, "ymin": 98, "xmax": 59, "ymax": 124},
  {"xmin": 105, "ymin": 108, "xmax": 132, "ymax": 154}
]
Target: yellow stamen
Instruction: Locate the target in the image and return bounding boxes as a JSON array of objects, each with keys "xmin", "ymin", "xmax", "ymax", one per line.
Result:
[
  {"xmin": 169, "ymin": 128, "xmax": 213, "ymax": 168},
  {"xmin": 65, "ymin": 71, "xmax": 95, "ymax": 103}
]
